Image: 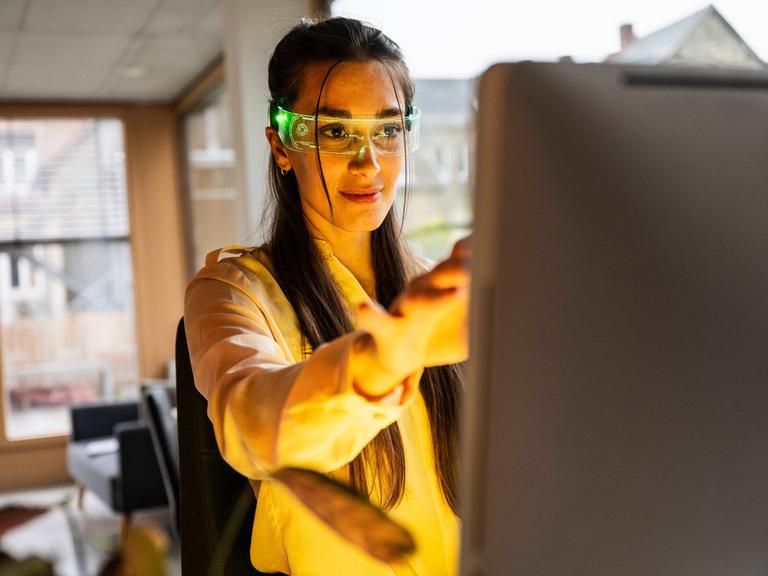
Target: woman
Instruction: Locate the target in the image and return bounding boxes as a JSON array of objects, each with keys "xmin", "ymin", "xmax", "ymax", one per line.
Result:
[{"xmin": 184, "ymin": 16, "xmax": 470, "ymax": 575}]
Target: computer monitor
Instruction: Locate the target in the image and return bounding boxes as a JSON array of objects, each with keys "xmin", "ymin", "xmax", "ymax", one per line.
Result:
[{"xmin": 462, "ymin": 62, "xmax": 768, "ymax": 575}]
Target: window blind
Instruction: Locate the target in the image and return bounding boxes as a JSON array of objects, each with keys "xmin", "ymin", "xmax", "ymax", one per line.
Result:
[{"xmin": 0, "ymin": 118, "xmax": 129, "ymax": 242}]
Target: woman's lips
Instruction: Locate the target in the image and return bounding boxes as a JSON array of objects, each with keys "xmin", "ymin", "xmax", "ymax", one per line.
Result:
[{"xmin": 339, "ymin": 188, "xmax": 383, "ymax": 204}]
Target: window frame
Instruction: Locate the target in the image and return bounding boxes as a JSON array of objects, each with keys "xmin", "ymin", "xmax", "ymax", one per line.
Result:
[
  {"xmin": 0, "ymin": 104, "xmax": 132, "ymax": 453},
  {"xmin": 0, "ymin": 103, "xmax": 187, "ymax": 488}
]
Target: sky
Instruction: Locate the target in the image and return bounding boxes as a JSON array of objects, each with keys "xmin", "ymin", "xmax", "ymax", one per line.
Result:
[{"xmin": 332, "ymin": 0, "xmax": 768, "ymax": 78}]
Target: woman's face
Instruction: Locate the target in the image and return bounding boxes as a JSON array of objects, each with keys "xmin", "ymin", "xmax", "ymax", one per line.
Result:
[{"xmin": 269, "ymin": 60, "xmax": 406, "ymax": 236}]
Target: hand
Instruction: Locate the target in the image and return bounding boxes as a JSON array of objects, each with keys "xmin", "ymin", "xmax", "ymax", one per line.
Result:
[
  {"xmin": 352, "ymin": 236, "xmax": 471, "ymax": 398},
  {"xmin": 423, "ymin": 237, "xmax": 471, "ymax": 366}
]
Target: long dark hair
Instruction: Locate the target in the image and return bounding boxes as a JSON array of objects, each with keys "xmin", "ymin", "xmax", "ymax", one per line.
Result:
[{"xmin": 266, "ymin": 17, "xmax": 462, "ymax": 514}]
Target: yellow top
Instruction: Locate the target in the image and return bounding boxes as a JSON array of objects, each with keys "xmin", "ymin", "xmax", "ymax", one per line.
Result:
[{"xmin": 184, "ymin": 241, "xmax": 459, "ymax": 576}]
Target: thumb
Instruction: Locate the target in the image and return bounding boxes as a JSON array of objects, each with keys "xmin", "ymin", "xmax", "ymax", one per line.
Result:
[{"xmin": 356, "ymin": 300, "xmax": 392, "ymax": 333}]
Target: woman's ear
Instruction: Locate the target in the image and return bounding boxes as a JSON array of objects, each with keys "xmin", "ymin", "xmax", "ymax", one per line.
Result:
[{"xmin": 265, "ymin": 127, "xmax": 292, "ymax": 172}]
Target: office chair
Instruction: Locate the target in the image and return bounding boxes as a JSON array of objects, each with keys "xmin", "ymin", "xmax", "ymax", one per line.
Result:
[
  {"xmin": 140, "ymin": 383, "xmax": 180, "ymax": 534},
  {"xmin": 67, "ymin": 401, "xmax": 167, "ymax": 533},
  {"xmin": 176, "ymin": 318, "xmax": 281, "ymax": 576}
]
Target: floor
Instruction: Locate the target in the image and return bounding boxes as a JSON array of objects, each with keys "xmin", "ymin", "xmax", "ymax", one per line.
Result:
[{"xmin": 0, "ymin": 484, "xmax": 181, "ymax": 576}]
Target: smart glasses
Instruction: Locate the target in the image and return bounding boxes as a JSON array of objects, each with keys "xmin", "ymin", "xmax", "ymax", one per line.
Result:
[{"xmin": 269, "ymin": 103, "xmax": 421, "ymax": 156}]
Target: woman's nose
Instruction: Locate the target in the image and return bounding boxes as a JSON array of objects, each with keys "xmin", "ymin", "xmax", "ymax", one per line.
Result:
[{"xmin": 349, "ymin": 144, "xmax": 381, "ymax": 175}]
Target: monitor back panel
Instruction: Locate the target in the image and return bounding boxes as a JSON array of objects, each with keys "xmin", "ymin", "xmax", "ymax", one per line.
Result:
[{"xmin": 463, "ymin": 63, "xmax": 768, "ymax": 576}]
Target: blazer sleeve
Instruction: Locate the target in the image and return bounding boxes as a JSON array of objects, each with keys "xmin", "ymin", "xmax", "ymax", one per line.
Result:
[{"xmin": 184, "ymin": 262, "xmax": 420, "ymax": 480}]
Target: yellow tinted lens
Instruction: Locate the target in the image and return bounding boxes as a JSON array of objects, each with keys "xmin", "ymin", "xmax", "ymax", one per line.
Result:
[
  {"xmin": 317, "ymin": 122, "xmax": 359, "ymax": 152},
  {"xmin": 371, "ymin": 122, "xmax": 404, "ymax": 154}
]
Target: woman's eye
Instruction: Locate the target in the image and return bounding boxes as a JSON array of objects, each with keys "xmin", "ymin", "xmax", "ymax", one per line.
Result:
[
  {"xmin": 378, "ymin": 124, "xmax": 402, "ymax": 139},
  {"xmin": 320, "ymin": 124, "xmax": 348, "ymax": 139}
]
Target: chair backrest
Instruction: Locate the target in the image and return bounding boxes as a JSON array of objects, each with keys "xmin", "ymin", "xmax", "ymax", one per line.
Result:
[
  {"xmin": 141, "ymin": 383, "xmax": 180, "ymax": 532},
  {"xmin": 70, "ymin": 402, "xmax": 139, "ymax": 441},
  {"xmin": 176, "ymin": 318, "xmax": 267, "ymax": 576}
]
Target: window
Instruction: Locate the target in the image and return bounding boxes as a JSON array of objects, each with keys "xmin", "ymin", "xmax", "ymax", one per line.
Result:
[
  {"xmin": 181, "ymin": 86, "xmax": 240, "ymax": 272},
  {"xmin": 404, "ymin": 79, "xmax": 474, "ymax": 260},
  {"xmin": 0, "ymin": 118, "xmax": 139, "ymax": 441}
]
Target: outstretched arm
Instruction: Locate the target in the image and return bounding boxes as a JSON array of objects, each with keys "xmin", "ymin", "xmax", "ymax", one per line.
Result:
[{"xmin": 184, "ymin": 264, "xmax": 421, "ymax": 480}]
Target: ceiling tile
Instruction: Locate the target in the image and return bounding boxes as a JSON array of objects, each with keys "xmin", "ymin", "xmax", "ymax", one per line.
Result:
[
  {"xmin": 134, "ymin": 35, "xmax": 220, "ymax": 70},
  {"xmin": 0, "ymin": 0, "xmax": 27, "ymax": 30},
  {"xmin": 145, "ymin": 0, "xmax": 220, "ymax": 39},
  {"xmin": 25, "ymin": 0, "xmax": 157, "ymax": 34},
  {"xmin": 98, "ymin": 31, "xmax": 220, "ymax": 101},
  {"xmin": 4, "ymin": 32, "xmax": 131, "ymax": 97},
  {"xmin": 1, "ymin": 0, "xmax": 223, "ymax": 101},
  {"xmin": 158, "ymin": 0, "xmax": 208, "ymax": 7},
  {"xmin": 107, "ymin": 67, "xmax": 198, "ymax": 101},
  {"xmin": 145, "ymin": 2, "xmax": 199, "ymax": 35},
  {"xmin": 192, "ymin": 2, "xmax": 221, "ymax": 39},
  {"xmin": 0, "ymin": 32, "xmax": 18, "ymax": 84}
]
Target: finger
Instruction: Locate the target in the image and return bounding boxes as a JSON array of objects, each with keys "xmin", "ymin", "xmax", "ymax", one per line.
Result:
[
  {"xmin": 451, "ymin": 235, "xmax": 472, "ymax": 258},
  {"xmin": 356, "ymin": 301, "xmax": 389, "ymax": 326},
  {"xmin": 396, "ymin": 285, "xmax": 462, "ymax": 318},
  {"xmin": 356, "ymin": 301, "xmax": 397, "ymax": 335},
  {"xmin": 424, "ymin": 259, "xmax": 471, "ymax": 289},
  {"xmin": 357, "ymin": 300, "xmax": 386, "ymax": 316},
  {"xmin": 389, "ymin": 275, "xmax": 452, "ymax": 316}
]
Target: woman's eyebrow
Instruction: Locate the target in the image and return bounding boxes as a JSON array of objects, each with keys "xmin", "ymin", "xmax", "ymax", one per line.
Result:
[
  {"xmin": 316, "ymin": 106, "xmax": 402, "ymax": 118},
  {"xmin": 376, "ymin": 107, "xmax": 403, "ymax": 118}
]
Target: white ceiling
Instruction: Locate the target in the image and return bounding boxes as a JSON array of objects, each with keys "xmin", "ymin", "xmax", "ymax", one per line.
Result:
[{"xmin": 0, "ymin": 0, "xmax": 222, "ymax": 103}]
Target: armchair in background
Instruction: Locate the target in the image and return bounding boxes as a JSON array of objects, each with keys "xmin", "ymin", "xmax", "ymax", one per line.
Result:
[{"xmin": 66, "ymin": 401, "xmax": 168, "ymax": 533}]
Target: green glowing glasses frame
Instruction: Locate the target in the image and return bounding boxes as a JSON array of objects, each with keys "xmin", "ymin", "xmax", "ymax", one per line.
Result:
[{"xmin": 269, "ymin": 102, "xmax": 421, "ymax": 156}]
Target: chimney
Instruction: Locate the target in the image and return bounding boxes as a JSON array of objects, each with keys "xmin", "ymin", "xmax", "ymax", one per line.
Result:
[{"xmin": 620, "ymin": 23, "xmax": 636, "ymax": 50}]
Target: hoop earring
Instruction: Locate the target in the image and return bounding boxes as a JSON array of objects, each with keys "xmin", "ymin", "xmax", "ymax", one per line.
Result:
[{"xmin": 280, "ymin": 167, "xmax": 290, "ymax": 176}]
